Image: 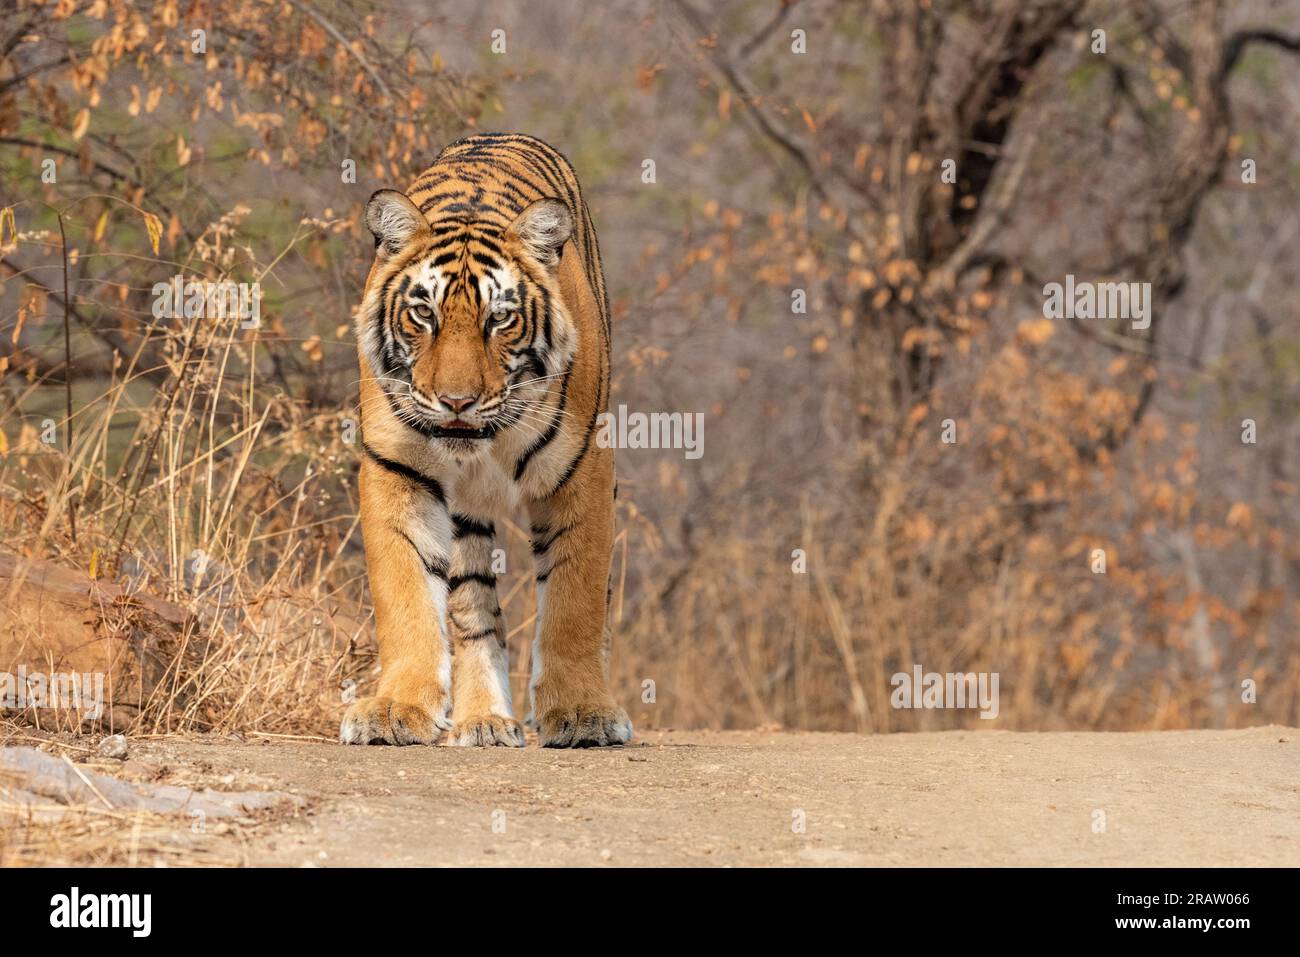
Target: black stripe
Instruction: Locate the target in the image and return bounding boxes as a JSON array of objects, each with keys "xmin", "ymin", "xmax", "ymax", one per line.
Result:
[
  {"xmin": 471, "ymin": 233, "xmax": 505, "ymax": 257},
  {"xmin": 530, "ymin": 523, "xmax": 572, "ymax": 556},
  {"xmin": 535, "ymin": 557, "xmax": 569, "ymax": 583},
  {"xmin": 471, "ymin": 250, "xmax": 501, "ymax": 270},
  {"xmin": 537, "ymin": 284, "xmax": 553, "ymax": 352},
  {"xmin": 458, "ymin": 629, "xmax": 498, "ymax": 642},
  {"xmin": 437, "ymin": 133, "xmax": 568, "ymax": 207},
  {"xmin": 375, "ymin": 267, "xmax": 408, "ymax": 376},
  {"xmin": 449, "ymin": 573, "xmax": 497, "ymax": 591},
  {"xmin": 466, "ymin": 147, "xmax": 553, "ymax": 201},
  {"xmin": 495, "ymin": 179, "xmax": 531, "ymax": 211},
  {"xmin": 420, "ymin": 189, "xmax": 468, "ymax": 205},
  {"xmin": 392, "ymin": 273, "xmax": 412, "ymax": 307},
  {"xmin": 503, "ymin": 141, "xmax": 584, "ymax": 252},
  {"xmin": 545, "ymin": 397, "xmax": 602, "ymax": 498},
  {"xmin": 491, "ymin": 143, "xmax": 569, "ymax": 201},
  {"xmin": 451, "ymin": 515, "xmax": 495, "ymax": 539},
  {"xmin": 514, "ymin": 346, "xmax": 546, "ymax": 382},
  {"xmin": 363, "ymin": 443, "xmax": 445, "ymax": 503},
  {"xmin": 497, "ymin": 138, "xmax": 577, "ymax": 204},
  {"xmin": 397, "ymin": 530, "xmax": 449, "ymax": 581},
  {"xmin": 513, "ymin": 373, "xmax": 569, "ymax": 481},
  {"xmin": 546, "ymin": 429, "xmax": 592, "ymax": 497}
]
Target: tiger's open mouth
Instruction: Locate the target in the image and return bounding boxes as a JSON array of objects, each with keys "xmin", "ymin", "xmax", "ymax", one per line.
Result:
[{"xmin": 430, "ymin": 421, "xmax": 492, "ymax": 439}]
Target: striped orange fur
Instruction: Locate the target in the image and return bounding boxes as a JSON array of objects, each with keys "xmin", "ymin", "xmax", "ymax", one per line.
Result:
[{"xmin": 340, "ymin": 133, "xmax": 631, "ymax": 748}]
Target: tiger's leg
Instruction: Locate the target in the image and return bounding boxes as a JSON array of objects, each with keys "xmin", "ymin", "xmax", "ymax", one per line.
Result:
[
  {"xmin": 340, "ymin": 454, "xmax": 454, "ymax": 745},
  {"xmin": 527, "ymin": 448, "xmax": 632, "ymax": 747},
  {"xmin": 446, "ymin": 513, "xmax": 525, "ymax": 747}
]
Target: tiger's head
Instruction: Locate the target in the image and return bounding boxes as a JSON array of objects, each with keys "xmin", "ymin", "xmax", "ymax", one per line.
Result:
[{"xmin": 357, "ymin": 188, "xmax": 576, "ymax": 454}]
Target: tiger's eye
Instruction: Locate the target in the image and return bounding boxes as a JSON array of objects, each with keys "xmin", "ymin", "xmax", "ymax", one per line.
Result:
[{"xmin": 411, "ymin": 303, "xmax": 434, "ymax": 321}]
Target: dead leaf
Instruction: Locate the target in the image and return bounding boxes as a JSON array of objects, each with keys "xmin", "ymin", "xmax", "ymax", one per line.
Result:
[{"xmin": 143, "ymin": 212, "xmax": 162, "ymax": 255}]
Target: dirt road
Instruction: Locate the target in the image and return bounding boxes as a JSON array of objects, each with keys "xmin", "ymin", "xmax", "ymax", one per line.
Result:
[{"xmin": 51, "ymin": 724, "xmax": 1285, "ymax": 867}]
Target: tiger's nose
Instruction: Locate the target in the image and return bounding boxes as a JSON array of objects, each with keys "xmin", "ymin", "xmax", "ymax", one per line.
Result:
[{"xmin": 438, "ymin": 393, "xmax": 478, "ymax": 413}]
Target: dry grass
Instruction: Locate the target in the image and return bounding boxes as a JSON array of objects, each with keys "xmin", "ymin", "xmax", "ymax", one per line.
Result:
[
  {"xmin": 0, "ymin": 243, "xmax": 372, "ymax": 736},
  {"xmin": 0, "ymin": 798, "xmax": 249, "ymax": 867}
]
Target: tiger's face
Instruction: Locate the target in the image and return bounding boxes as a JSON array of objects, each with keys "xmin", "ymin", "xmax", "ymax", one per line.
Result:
[{"xmin": 358, "ymin": 189, "xmax": 576, "ymax": 454}]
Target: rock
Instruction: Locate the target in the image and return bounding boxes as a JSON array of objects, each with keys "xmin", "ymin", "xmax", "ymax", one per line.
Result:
[
  {"xmin": 0, "ymin": 746, "xmax": 304, "ymax": 819},
  {"xmin": 0, "ymin": 552, "xmax": 197, "ymax": 732},
  {"xmin": 96, "ymin": 734, "xmax": 129, "ymax": 759}
]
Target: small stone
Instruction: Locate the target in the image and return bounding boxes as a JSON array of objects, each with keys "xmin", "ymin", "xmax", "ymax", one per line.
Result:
[
  {"xmin": 600, "ymin": 848, "xmax": 612, "ymax": 861},
  {"xmin": 96, "ymin": 734, "xmax": 128, "ymax": 760}
]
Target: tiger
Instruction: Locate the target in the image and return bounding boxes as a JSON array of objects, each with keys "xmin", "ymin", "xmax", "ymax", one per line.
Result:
[{"xmin": 339, "ymin": 132, "xmax": 632, "ymax": 748}]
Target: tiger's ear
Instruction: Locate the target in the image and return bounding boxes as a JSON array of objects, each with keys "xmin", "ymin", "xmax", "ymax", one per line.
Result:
[
  {"xmin": 365, "ymin": 189, "xmax": 429, "ymax": 255},
  {"xmin": 507, "ymin": 198, "xmax": 573, "ymax": 267}
]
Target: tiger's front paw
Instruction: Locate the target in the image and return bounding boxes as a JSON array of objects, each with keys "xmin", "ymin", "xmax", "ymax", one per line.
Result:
[
  {"xmin": 448, "ymin": 714, "xmax": 526, "ymax": 747},
  {"xmin": 339, "ymin": 696, "xmax": 452, "ymax": 745},
  {"xmin": 538, "ymin": 702, "xmax": 633, "ymax": 748}
]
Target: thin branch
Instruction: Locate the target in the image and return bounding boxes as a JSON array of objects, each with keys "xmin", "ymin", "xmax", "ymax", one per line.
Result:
[
  {"xmin": 739, "ymin": 0, "xmax": 799, "ymax": 59},
  {"xmin": 0, "ymin": 55, "xmax": 71, "ymax": 93},
  {"xmin": 668, "ymin": 0, "xmax": 827, "ymax": 202},
  {"xmin": 0, "ymin": 137, "xmax": 143, "ymax": 188},
  {"xmin": 1220, "ymin": 28, "xmax": 1300, "ymax": 77},
  {"xmin": 284, "ymin": 0, "xmax": 393, "ymax": 105},
  {"xmin": 57, "ymin": 212, "xmax": 77, "ymax": 543}
]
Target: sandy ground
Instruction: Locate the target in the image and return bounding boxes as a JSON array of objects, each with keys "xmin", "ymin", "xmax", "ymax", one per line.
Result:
[{"xmin": 55, "ymin": 724, "xmax": 1290, "ymax": 867}]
